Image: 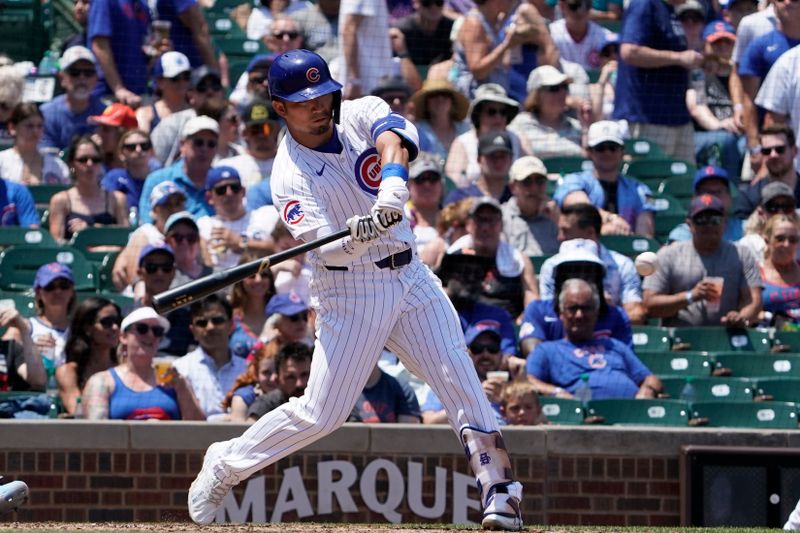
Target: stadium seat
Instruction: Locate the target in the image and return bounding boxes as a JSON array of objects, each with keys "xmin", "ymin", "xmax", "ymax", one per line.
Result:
[
  {"xmin": 228, "ymin": 58, "xmax": 251, "ymax": 88},
  {"xmin": 624, "ymin": 138, "xmax": 666, "ymax": 159},
  {"xmin": 658, "ymin": 177, "xmax": 695, "ymax": 209},
  {"xmin": 659, "ymin": 377, "xmax": 754, "ymax": 402},
  {"xmin": 599, "ymin": 235, "xmax": 660, "ymax": 258},
  {"xmin": 623, "ymin": 158, "xmax": 695, "ymax": 181},
  {"xmin": 542, "ymin": 156, "xmax": 592, "ymax": 176},
  {"xmin": 672, "ymin": 327, "xmax": 771, "ymax": 353},
  {"xmin": 69, "ymin": 226, "xmax": 133, "ymax": 262},
  {"xmin": 0, "ymin": 245, "xmax": 96, "ymax": 292},
  {"xmin": 528, "ymin": 255, "xmax": 553, "ymax": 274},
  {"xmin": 0, "ymin": 292, "xmax": 36, "ymax": 317},
  {"xmin": 0, "ymin": 228, "xmax": 57, "ymax": 249},
  {"xmin": 204, "ymin": 11, "xmax": 246, "ymax": 38},
  {"xmin": 690, "ymin": 400, "xmax": 798, "ymax": 429},
  {"xmin": 28, "ymin": 184, "xmax": 70, "ymax": 206},
  {"xmin": 771, "ymin": 331, "xmax": 800, "ymax": 353},
  {"xmin": 539, "ymin": 397, "xmax": 585, "ymax": 425},
  {"xmin": 586, "ymin": 398, "xmax": 691, "ymax": 426},
  {"xmin": 216, "ymin": 37, "xmax": 267, "ymax": 58},
  {"xmin": 711, "ymin": 353, "xmax": 800, "ymax": 378},
  {"xmin": 95, "ymin": 252, "xmax": 119, "ymax": 293},
  {"xmin": 98, "ymin": 291, "xmax": 134, "ymax": 312},
  {"xmin": 635, "ymin": 350, "xmax": 711, "ymax": 378},
  {"xmin": 649, "ymin": 192, "xmax": 686, "ymax": 215},
  {"xmin": 753, "ymin": 378, "xmax": 800, "ymax": 404},
  {"xmin": 632, "ymin": 325, "xmax": 671, "ymax": 352}
]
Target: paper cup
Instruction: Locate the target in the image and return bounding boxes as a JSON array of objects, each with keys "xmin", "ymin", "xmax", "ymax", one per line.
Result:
[
  {"xmin": 705, "ymin": 276, "xmax": 724, "ymax": 313},
  {"xmin": 152, "ymin": 20, "xmax": 172, "ymax": 40},
  {"xmin": 152, "ymin": 356, "xmax": 178, "ymax": 386},
  {"xmin": 486, "ymin": 370, "xmax": 510, "ymax": 383}
]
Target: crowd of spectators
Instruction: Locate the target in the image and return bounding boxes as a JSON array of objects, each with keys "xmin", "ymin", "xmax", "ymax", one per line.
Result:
[{"xmin": 0, "ymin": 0, "xmax": 799, "ymax": 426}]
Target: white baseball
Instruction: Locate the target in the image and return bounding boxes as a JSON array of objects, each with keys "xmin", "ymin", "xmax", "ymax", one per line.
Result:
[{"xmin": 635, "ymin": 251, "xmax": 659, "ymax": 277}]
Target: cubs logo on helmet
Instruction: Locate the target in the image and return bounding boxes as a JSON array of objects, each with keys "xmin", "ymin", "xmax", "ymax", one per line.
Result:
[
  {"xmin": 306, "ymin": 67, "xmax": 320, "ymax": 83},
  {"xmin": 283, "ymin": 200, "xmax": 305, "ymax": 225},
  {"xmin": 354, "ymin": 148, "xmax": 382, "ymax": 196}
]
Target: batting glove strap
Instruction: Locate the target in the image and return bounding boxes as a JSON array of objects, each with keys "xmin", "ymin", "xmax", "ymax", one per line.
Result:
[
  {"xmin": 371, "ymin": 206, "xmax": 402, "ymax": 232},
  {"xmin": 347, "ymin": 215, "xmax": 381, "ymax": 244}
]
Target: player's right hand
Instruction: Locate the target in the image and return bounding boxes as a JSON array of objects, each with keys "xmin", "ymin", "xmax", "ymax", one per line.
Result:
[
  {"xmin": 347, "ymin": 215, "xmax": 381, "ymax": 244},
  {"xmin": 371, "ymin": 206, "xmax": 402, "ymax": 232}
]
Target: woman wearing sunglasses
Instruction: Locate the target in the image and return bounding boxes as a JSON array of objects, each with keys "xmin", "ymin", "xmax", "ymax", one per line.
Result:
[
  {"xmin": 229, "ymin": 250, "xmax": 276, "ymax": 359},
  {"xmin": 740, "ymin": 182, "xmax": 799, "ymax": 262},
  {"xmin": 48, "ymin": 135, "xmax": 129, "ymax": 243},
  {"xmin": 263, "ymin": 292, "xmax": 313, "ymax": 347},
  {"xmin": 58, "ymin": 297, "xmax": 121, "ymax": 415},
  {"xmin": 101, "ymin": 129, "xmax": 158, "ymax": 219},
  {"xmin": 759, "ymin": 215, "xmax": 800, "ymax": 328},
  {"xmin": 0, "ymin": 103, "xmax": 69, "ymax": 186},
  {"xmin": 82, "ymin": 307, "xmax": 205, "ymax": 420},
  {"xmin": 165, "ymin": 211, "xmax": 213, "ymax": 285},
  {"xmin": 136, "ymin": 52, "xmax": 193, "ymax": 134}
]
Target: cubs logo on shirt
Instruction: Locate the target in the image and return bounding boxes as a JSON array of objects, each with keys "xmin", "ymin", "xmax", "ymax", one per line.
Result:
[
  {"xmin": 283, "ymin": 200, "xmax": 305, "ymax": 225},
  {"xmin": 354, "ymin": 147, "xmax": 382, "ymax": 195}
]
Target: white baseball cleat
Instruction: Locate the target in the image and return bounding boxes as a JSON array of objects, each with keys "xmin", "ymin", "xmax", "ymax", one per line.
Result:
[
  {"xmin": 0, "ymin": 479, "xmax": 29, "ymax": 515},
  {"xmin": 188, "ymin": 442, "xmax": 239, "ymax": 525},
  {"xmin": 481, "ymin": 482, "xmax": 524, "ymax": 531}
]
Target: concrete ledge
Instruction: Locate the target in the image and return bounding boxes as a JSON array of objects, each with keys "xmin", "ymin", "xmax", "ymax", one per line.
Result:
[{"xmin": 0, "ymin": 420, "xmax": 130, "ymax": 450}]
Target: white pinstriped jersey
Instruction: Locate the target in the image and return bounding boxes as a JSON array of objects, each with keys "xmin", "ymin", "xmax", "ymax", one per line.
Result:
[{"xmin": 271, "ymin": 96, "xmax": 416, "ymax": 268}]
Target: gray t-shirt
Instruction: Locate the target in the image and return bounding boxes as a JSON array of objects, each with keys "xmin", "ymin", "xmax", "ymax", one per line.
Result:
[
  {"xmin": 642, "ymin": 240, "xmax": 761, "ymax": 327},
  {"xmin": 501, "ymin": 197, "xmax": 559, "ymax": 257}
]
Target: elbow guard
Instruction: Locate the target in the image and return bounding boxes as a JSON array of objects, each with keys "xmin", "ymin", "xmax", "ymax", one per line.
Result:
[{"xmin": 371, "ymin": 113, "xmax": 420, "ymax": 161}]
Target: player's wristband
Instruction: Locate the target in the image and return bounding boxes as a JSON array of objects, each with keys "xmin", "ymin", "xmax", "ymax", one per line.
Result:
[
  {"xmin": 382, "ymin": 163, "xmax": 409, "ymax": 183},
  {"xmin": 685, "ymin": 291, "xmax": 693, "ymax": 304}
]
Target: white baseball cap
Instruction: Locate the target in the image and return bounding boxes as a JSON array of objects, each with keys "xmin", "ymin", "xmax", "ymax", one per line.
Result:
[
  {"xmin": 121, "ymin": 306, "xmax": 171, "ymax": 333},
  {"xmin": 509, "ymin": 156, "xmax": 548, "ymax": 182},
  {"xmin": 60, "ymin": 46, "xmax": 96, "ymax": 70},
  {"xmin": 526, "ymin": 65, "xmax": 570, "ymax": 94},
  {"xmin": 587, "ymin": 120, "xmax": 624, "ymax": 148},
  {"xmin": 181, "ymin": 115, "xmax": 219, "ymax": 139},
  {"xmin": 156, "ymin": 51, "xmax": 191, "ymax": 79},
  {"xmin": 552, "ymin": 238, "xmax": 606, "ymax": 271}
]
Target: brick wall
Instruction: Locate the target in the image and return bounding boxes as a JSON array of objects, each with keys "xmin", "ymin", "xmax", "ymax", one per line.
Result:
[{"xmin": 1, "ymin": 422, "xmax": 798, "ymax": 526}]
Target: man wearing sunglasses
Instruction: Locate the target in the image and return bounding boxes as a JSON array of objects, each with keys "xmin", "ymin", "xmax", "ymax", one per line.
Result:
[
  {"xmin": 555, "ymin": 120, "xmax": 656, "ymax": 237},
  {"xmin": 393, "ymin": 0, "xmax": 453, "ymax": 67},
  {"xmin": 217, "ymin": 100, "xmax": 280, "ymax": 190},
  {"xmin": 197, "ymin": 166, "xmax": 278, "ymax": 269},
  {"xmin": 735, "ymin": 125, "xmax": 800, "ymax": 219},
  {"xmin": 644, "ymin": 194, "xmax": 762, "ymax": 327},
  {"xmin": 527, "ymin": 278, "xmax": 661, "ymax": 400},
  {"xmin": 140, "ymin": 115, "xmax": 219, "ymax": 224},
  {"xmin": 669, "ymin": 165, "xmax": 744, "ymax": 242},
  {"xmin": 40, "ymin": 45, "xmax": 106, "ymax": 152},
  {"xmin": 174, "ymin": 294, "xmax": 247, "ymax": 420},
  {"xmin": 756, "ymin": 48, "xmax": 800, "ymax": 176}
]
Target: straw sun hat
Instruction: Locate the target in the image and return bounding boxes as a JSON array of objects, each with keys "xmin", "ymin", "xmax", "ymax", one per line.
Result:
[{"xmin": 411, "ymin": 79, "xmax": 470, "ymax": 121}]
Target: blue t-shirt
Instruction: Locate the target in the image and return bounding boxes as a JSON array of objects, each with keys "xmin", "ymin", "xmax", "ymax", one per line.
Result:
[
  {"xmin": 101, "ymin": 169, "xmax": 147, "ymax": 211},
  {"xmin": 40, "ymin": 94, "xmax": 107, "ymax": 150},
  {"xmin": 612, "ymin": 0, "xmax": 690, "ymax": 125},
  {"xmin": 246, "ymin": 178, "xmax": 272, "ymax": 211},
  {"xmin": 108, "ymin": 367, "xmax": 180, "ymax": 420},
  {"xmin": 88, "ymin": 0, "xmax": 152, "ymax": 96},
  {"xmin": 156, "ymin": 0, "xmax": 203, "ymax": 67},
  {"xmin": 232, "ymin": 383, "xmax": 256, "ymax": 407},
  {"xmin": 738, "ymin": 30, "xmax": 800, "ymax": 80},
  {"xmin": 554, "ymin": 170, "xmax": 656, "ymax": 228},
  {"xmin": 526, "ymin": 337, "xmax": 651, "ymax": 399},
  {"xmin": 459, "ymin": 302, "xmax": 518, "ymax": 356},
  {"xmin": 138, "ymin": 161, "xmax": 213, "ymax": 224},
  {"xmin": 519, "ymin": 299, "xmax": 633, "ymax": 348},
  {"xmin": 353, "ymin": 371, "xmax": 421, "ymax": 423},
  {"xmin": 0, "ymin": 180, "xmax": 40, "ymax": 228},
  {"xmin": 229, "ymin": 315, "xmax": 258, "ymax": 359}
]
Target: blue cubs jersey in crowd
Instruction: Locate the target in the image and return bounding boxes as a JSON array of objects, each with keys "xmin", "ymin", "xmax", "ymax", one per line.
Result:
[{"xmin": 519, "ymin": 299, "xmax": 633, "ymax": 347}]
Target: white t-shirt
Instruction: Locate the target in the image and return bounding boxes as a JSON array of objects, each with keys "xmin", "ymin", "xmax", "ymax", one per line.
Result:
[
  {"xmin": 549, "ymin": 20, "xmax": 609, "ymax": 70},
  {"xmin": 0, "ymin": 149, "xmax": 70, "ymax": 185},
  {"xmin": 337, "ymin": 0, "xmax": 394, "ymax": 94},
  {"xmin": 216, "ymin": 153, "xmax": 274, "ymax": 189},
  {"xmin": 755, "ymin": 45, "xmax": 800, "ymax": 173},
  {"xmin": 732, "ymin": 5, "xmax": 777, "ymax": 65},
  {"xmin": 197, "ymin": 206, "xmax": 279, "ymax": 269},
  {"xmin": 29, "ymin": 316, "xmax": 69, "ymax": 368}
]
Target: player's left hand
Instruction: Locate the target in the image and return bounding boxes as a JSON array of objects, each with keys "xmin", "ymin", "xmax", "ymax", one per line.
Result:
[
  {"xmin": 347, "ymin": 215, "xmax": 381, "ymax": 244},
  {"xmin": 371, "ymin": 206, "xmax": 402, "ymax": 232}
]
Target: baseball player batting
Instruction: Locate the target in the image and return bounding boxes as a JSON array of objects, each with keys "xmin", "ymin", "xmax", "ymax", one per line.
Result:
[{"xmin": 187, "ymin": 49, "xmax": 524, "ymax": 531}]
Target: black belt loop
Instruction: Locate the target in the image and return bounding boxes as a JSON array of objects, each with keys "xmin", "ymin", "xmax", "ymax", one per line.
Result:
[{"xmin": 324, "ymin": 249, "xmax": 412, "ymax": 271}]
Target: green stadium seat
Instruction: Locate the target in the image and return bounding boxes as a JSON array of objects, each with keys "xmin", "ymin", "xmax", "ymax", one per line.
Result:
[
  {"xmin": 624, "ymin": 138, "xmax": 666, "ymax": 159},
  {"xmin": 0, "ymin": 245, "xmax": 96, "ymax": 292},
  {"xmin": 690, "ymin": 400, "xmax": 798, "ymax": 429},
  {"xmin": 542, "ymin": 156, "xmax": 592, "ymax": 176},
  {"xmin": 599, "ymin": 235, "xmax": 660, "ymax": 258},
  {"xmin": 632, "ymin": 326, "xmax": 671, "ymax": 352},
  {"xmin": 649, "ymin": 192, "xmax": 686, "ymax": 215},
  {"xmin": 635, "ymin": 350, "xmax": 711, "ymax": 378},
  {"xmin": 587, "ymin": 69, "xmax": 600, "ymax": 84},
  {"xmin": 69, "ymin": 226, "xmax": 133, "ymax": 262},
  {"xmin": 658, "ymin": 177, "xmax": 695, "ymax": 209},
  {"xmin": 654, "ymin": 213, "xmax": 687, "ymax": 243},
  {"xmin": 659, "ymin": 377, "xmax": 754, "ymax": 402},
  {"xmin": 228, "ymin": 57, "xmax": 251, "ymax": 88},
  {"xmin": 586, "ymin": 399, "xmax": 691, "ymax": 426},
  {"xmin": 623, "ymin": 158, "xmax": 695, "ymax": 181},
  {"xmin": 204, "ymin": 0, "xmax": 250, "ymax": 14},
  {"xmin": 598, "ymin": 19, "xmax": 621, "ymax": 32},
  {"xmin": 528, "ymin": 255, "xmax": 553, "ymax": 275},
  {"xmin": 216, "ymin": 37, "xmax": 267, "ymax": 58},
  {"xmin": 539, "ymin": 397, "xmax": 584, "ymax": 425},
  {"xmin": 28, "ymin": 185, "xmax": 71, "ymax": 206},
  {"xmin": 753, "ymin": 378, "xmax": 800, "ymax": 404},
  {"xmin": 672, "ymin": 327, "xmax": 771, "ymax": 353},
  {"xmin": 0, "ymin": 0, "xmax": 52, "ymax": 63},
  {"xmin": 0, "ymin": 228, "xmax": 57, "ymax": 249},
  {"xmin": 0, "ymin": 292, "xmax": 36, "ymax": 317},
  {"xmin": 95, "ymin": 252, "xmax": 119, "ymax": 293},
  {"xmin": 204, "ymin": 12, "xmax": 246, "ymax": 38},
  {"xmin": 711, "ymin": 353, "xmax": 800, "ymax": 378},
  {"xmin": 771, "ymin": 331, "xmax": 800, "ymax": 353},
  {"xmin": 97, "ymin": 291, "xmax": 134, "ymax": 311}
]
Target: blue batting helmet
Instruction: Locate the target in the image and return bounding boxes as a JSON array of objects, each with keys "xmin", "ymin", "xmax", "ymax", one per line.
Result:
[{"xmin": 268, "ymin": 49, "xmax": 343, "ymax": 102}]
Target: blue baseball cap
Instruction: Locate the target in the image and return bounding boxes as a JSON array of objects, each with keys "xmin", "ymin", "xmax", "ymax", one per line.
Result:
[
  {"xmin": 265, "ymin": 291, "xmax": 307, "ymax": 317},
  {"xmin": 688, "ymin": 194, "xmax": 726, "ymax": 217},
  {"xmin": 693, "ymin": 165, "xmax": 730, "ymax": 191},
  {"xmin": 150, "ymin": 180, "xmax": 186, "ymax": 207},
  {"xmin": 247, "ymin": 53, "xmax": 278, "ymax": 73},
  {"xmin": 464, "ymin": 320, "xmax": 502, "ymax": 346},
  {"xmin": 138, "ymin": 243, "xmax": 175, "ymax": 266},
  {"xmin": 34, "ymin": 262, "xmax": 74, "ymax": 289},
  {"xmin": 206, "ymin": 166, "xmax": 241, "ymax": 192},
  {"xmin": 703, "ymin": 21, "xmax": 736, "ymax": 43}
]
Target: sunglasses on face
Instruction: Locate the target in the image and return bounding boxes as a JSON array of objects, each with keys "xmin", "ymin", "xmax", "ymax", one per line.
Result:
[
  {"xmin": 481, "ymin": 106, "xmax": 506, "ymax": 117},
  {"xmin": 169, "ymin": 232, "xmax": 199, "ymax": 244},
  {"xmin": 74, "ymin": 155, "xmax": 102, "ymax": 164},
  {"xmin": 225, "ymin": 114, "xmax": 239, "ymax": 124},
  {"xmin": 191, "ymin": 138, "xmax": 218, "ymax": 149},
  {"xmin": 248, "ymin": 75, "xmax": 268, "ymax": 85},
  {"xmin": 692, "ymin": 213, "xmax": 723, "ymax": 226},
  {"xmin": 122, "ymin": 141, "xmax": 152, "ymax": 152},
  {"xmin": 382, "ymin": 93, "xmax": 409, "ymax": 104},
  {"xmin": 98, "ymin": 315, "xmax": 121, "ymax": 329},
  {"xmin": 565, "ymin": 1, "xmax": 585, "ymax": 10},
  {"xmin": 272, "ymin": 31, "xmax": 300, "ymax": 40},
  {"xmin": 563, "ymin": 304, "xmax": 596, "ymax": 315},
  {"xmin": 193, "ymin": 315, "xmax": 227, "ymax": 328},
  {"xmin": 128, "ymin": 322, "xmax": 165, "ymax": 338},
  {"xmin": 775, "ymin": 234, "xmax": 800, "ymax": 244},
  {"xmin": 543, "ymin": 84, "xmax": 569, "ymax": 93},
  {"xmin": 679, "ymin": 14, "xmax": 704, "ymax": 23},
  {"xmin": 592, "ymin": 142, "xmax": 622, "ymax": 153},
  {"xmin": 285, "ymin": 311, "xmax": 308, "ymax": 322},
  {"xmin": 167, "ymin": 72, "xmax": 191, "ymax": 82},
  {"xmin": 66, "ymin": 68, "xmax": 97, "ymax": 78},
  {"xmin": 469, "ymin": 342, "xmax": 501, "ymax": 355},
  {"xmin": 246, "ymin": 123, "xmax": 272, "ymax": 137},
  {"xmin": 420, "ymin": 0, "xmax": 444, "ymax": 6},
  {"xmin": 765, "ymin": 201, "xmax": 795, "ymax": 214},
  {"xmin": 195, "ymin": 81, "xmax": 223, "ymax": 93},
  {"xmin": 213, "ymin": 182, "xmax": 243, "ymax": 196},
  {"xmin": 413, "ymin": 173, "xmax": 442, "ymax": 185},
  {"xmin": 43, "ymin": 280, "xmax": 74, "ymax": 292},
  {"xmin": 143, "ymin": 262, "xmax": 174, "ymax": 274},
  {"xmin": 761, "ymin": 145, "xmax": 788, "ymax": 156}
]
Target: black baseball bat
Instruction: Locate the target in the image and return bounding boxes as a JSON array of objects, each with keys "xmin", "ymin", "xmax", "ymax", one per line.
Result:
[{"xmin": 152, "ymin": 228, "xmax": 351, "ymax": 313}]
